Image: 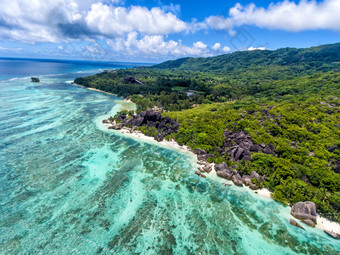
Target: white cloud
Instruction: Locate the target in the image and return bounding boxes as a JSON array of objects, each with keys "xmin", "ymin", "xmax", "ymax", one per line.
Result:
[
  {"xmin": 193, "ymin": 41, "xmax": 207, "ymax": 50},
  {"xmin": 107, "ymin": 34, "xmax": 215, "ymax": 59},
  {"xmin": 223, "ymin": 46, "xmax": 231, "ymax": 52},
  {"xmin": 85, "ymin": 3, "xmax": 187, "ymax": 37},
  {"xmin": 212, "ymin": 43, "xmax": 221, "ymax": 51},
  {"xmin": 207, "ymin": 0, "xmax": 340, "ymax": 33},
  {"xmin": 0, "ymin": 0, "xmax": 86, "ymax": 43},
  {"xmin": 0, "ymin": 0, "xmax": 234, "ymax": 59},
  {"xmin": 248, "ymin": 46, "xmax": 266, "ymax": 51},
  {"xmin": 0, "ymin": 0, "xmax": 188, "ymax": 43}
]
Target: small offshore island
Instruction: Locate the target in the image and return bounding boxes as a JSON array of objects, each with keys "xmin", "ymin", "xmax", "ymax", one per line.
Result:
[{"xmin": 75, "ymin": 43, "xmax": 340, "ymax": 240}]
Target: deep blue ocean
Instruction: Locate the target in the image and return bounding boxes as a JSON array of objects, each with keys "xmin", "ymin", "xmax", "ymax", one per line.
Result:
[{"xmin": 0, "ymin": 58, "xmax": 339, "ymax": 254}]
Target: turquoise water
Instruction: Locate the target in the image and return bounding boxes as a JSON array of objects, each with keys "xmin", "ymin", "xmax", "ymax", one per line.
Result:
[{"xmin": 0, "ymin": 60, "xmax": 339, "ymax": 254}]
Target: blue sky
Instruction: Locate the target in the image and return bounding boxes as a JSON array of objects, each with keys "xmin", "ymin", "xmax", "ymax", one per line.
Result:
[{"xmin": 0, "ymin": 0, "xmax": 339, "ymax": 63}]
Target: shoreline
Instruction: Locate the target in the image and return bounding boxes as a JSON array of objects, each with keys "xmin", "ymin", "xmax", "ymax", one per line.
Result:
[
  {"xmin": 317, "ymin": 216, "xmax": 340, "ymax": 235},
  {"xmin": 80, "ymin": 81, "xmax": 340, "ymax": 237},
  {"xmin": 103, "ymin": 122, "xmax": 340, "ymax": 236},
  {"xmin": 107, "ymin": 126, "xmax": 196, "ymax": 157},
  {"xmin": 71, "ymin": 82, "xmax": 119, "ymax": 96}
]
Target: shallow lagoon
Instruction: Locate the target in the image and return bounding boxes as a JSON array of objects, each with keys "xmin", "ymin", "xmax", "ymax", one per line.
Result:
[{"xmin": 0, "ymin": 62, "xmax": 339, "ymax": 254}]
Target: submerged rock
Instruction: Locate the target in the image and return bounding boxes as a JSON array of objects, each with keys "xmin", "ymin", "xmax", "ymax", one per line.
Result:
[
  {"xmin": 291, "ymin": 201, "xmax": 317, "ymax": 224},
  {"xmin": 290, "ymin": 218, "xmax": 305, "ymax": 230},
  {"xmin": 203, "ymin": 165, "xmax": 212, "ymax": 173},
  {"xmin": 302, "ymin": 219, "xmax": 315, "ymax": 228},
  {"xmin": 199, "ymin": 167, "xmax": 205, "ymax": 173}
]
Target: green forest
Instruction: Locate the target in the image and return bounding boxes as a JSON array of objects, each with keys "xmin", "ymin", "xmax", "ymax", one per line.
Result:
[{"xmin": 74, "ymin": 43, "xmax": 340, "ymax": 222}]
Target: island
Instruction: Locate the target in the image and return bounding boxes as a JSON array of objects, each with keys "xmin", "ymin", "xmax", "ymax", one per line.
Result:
[
  {"xmin": 75, "ymin": 42, "xmax": 340, "ymax": 236},
  {"xmin": 31, "ymin": 77, "xmax": 40, "ymax": 82}
]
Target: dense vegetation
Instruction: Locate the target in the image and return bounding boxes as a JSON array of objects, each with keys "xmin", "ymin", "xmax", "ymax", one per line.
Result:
[
  {"xmin": 153, "ymin": 43, "xmax": 340, "ymax": 75},
  {"xmin": 75, "ymin": 43, "xmax": 340, "ymax": 222},
  {"xmin": 165, "ymin": 97, "xmax": 340, "ymax": 220}
]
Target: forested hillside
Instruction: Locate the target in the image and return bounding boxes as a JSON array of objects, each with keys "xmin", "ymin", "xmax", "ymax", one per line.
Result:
[
  {"xmin": 153, "ymin": 43, "xmax": 340, "ymax": 75},
  {"xmin": 75, "ymin": 43, "xmax": 340, "ymax": 222}
]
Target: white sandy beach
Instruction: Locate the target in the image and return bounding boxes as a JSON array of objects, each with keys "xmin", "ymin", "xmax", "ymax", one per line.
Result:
[
  {"xmin": 71, "ymin": 82, "xmax": 119, "ymax": 96},
  {"xmin": 109, "ymin": 126, "xmax": 196, "ymax": 156},
  {"xmin": 317, "ymin": 216, "xmax": 340, "ymax": 234},
  {"xmin": 123, "ymin": 98, "xmax": 134, "ymax": 103}
]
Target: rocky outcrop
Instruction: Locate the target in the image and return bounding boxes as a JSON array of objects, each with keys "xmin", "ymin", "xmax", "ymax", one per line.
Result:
[
  {"xmin": 291, "ymin": 201, "xmax": 317, "ymax": 224},
  {"xmin": 105, "ymin": 109, "xmax": 180, "ymax": 142},
  {"xmin": 334, "ymin": 160, "xmax": 340, "ymax": 174},
  {"xmin": 290, "ymin": 218, "xmax": 305, "ymax": 230},
  {"xmin": 194, "ymin": 130, "xmax": 276, "ymax": 163},
  {"xmin": 242, "ymin": 175, "xmax": 252, "ymax": 186},
  {"xmin": 327, "ymin": 145, "xmax": 339, "ymax": 153},
  {"xmin": 202, "ymin": 164, "xmax": 212, "ymax": 173},
  {"xmin": 238, "ymin": 170, "xmax": 261, "ymax": 189},
  {"xmin": 215, "ymin": 163, "xmax": 235, "ymax": 180},
  {"xmin": 116, "ymin": 114, "xmax": 126, "ymax": 121},
  {"xmin": 107, "ymin": 112, "xmax": 270, "ymax": 191},
  {"xmin": 302, "ymin": 219, "xmax": 315, "ymax": 228},
  {"xmin": 324, "ymin": 230, "xmax": 340, "ymax": 239},
  {"xmin": 145, "ymin": 109, "xmax": 161, "ymax": 122},
  {"xmin": 197, "ymin": 154, "xmax": 216, "ymax": 160},
  {"xmin": 31, "ymin": 77, "xmax": 40, "ymax": 82},
  {"xmin": 123, "ymin": 76, "xmax": 144, "ymax": 85},
  {"xmin": 250, "ymin": 171, "xmax": 261, "ymax": 180},
  {"xmin": 327, "ymin": 145, "xmax": 340, "ymax": 174},
  {"xmin": 195, "ymin": 148, "xmax": 207, "ymax": 155},
  {"xmin": 249, "ymin": 183, "xmax": 259, "ymax": 190},
  {"xmin": 222, "ymin": 130, "xmax": 276, "ymax": 162},
  {"xmin": 131, "ymin": 117, "xmax": 145, "ymax": 127},
  {"xmin": 211, "ymin": 162, "xmax": 264, "ymax": 190},
  {"xmin": 232, "ymin": 173, "xmax": 243, "ymax": 186}
]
